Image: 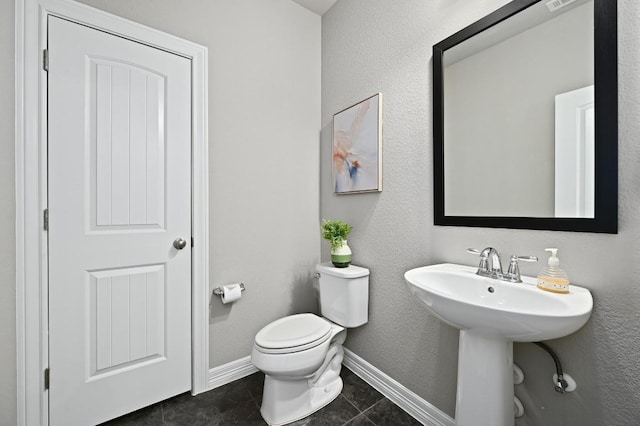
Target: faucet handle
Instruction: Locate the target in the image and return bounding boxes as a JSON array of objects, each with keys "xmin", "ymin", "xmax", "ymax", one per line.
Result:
[
  {"xmin": 513, "ymin": 255, "xmax": 538, "ymax": 262},
  {"xmin": 466, "ymin": 248, "xmax": 490, "ymax": 275},
  {"xmin": 505, "ymin": 255, "xmax": 538, "ymax": 282}
]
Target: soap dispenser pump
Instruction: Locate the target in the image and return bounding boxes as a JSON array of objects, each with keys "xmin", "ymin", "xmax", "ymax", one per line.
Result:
[{"xmin": 537, "ymin": 248, "xmax": 570, "ymax": 294}]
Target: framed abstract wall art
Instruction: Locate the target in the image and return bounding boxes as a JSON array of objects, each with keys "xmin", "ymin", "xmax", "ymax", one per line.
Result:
[{"xmin": 332, "ymin": 93, "xmax": 382, "ymax": 194}]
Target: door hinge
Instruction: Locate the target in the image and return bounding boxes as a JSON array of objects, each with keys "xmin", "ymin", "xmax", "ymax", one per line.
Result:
[
  {"xmin": 43, "ymin": 49, "xmax": 49, "ymax": 72},
  {"xmin": 191, "ymin": 237, "xmax": 194, "ymax": 247},
  {"xmin": 44, "ymin": 368, "xmax": 50, "ymax": 390},
  {"xmin": 44, "ymin": 209, "xmax": 49, "ymax": 231}
]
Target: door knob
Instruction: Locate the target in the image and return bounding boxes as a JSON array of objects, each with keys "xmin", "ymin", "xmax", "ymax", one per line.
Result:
[{"xmin": 173, "ymin": 238, "xmax": 187, "ymax": 250}]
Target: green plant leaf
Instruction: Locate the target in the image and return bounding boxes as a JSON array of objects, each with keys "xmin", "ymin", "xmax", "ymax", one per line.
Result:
[{"xmin": 321, "ymin": 219, "xmax": 353, "ymax": 250}]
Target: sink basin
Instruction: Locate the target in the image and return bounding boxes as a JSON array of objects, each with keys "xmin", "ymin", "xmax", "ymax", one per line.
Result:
[
  {"xmin": 404, "ymin": 263, "xmax": 593, "ymax": 341},
  {"xmin": 404, "ymin": 263, "xmax": 593, "ymax": 426}
]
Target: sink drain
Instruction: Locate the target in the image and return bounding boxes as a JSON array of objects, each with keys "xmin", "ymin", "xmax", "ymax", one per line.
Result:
[{"xmin": 487, "ymin": 286, "xmax": 495, "ymax": 293}]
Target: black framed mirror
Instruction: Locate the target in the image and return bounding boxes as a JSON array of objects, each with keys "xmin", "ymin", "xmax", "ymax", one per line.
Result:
[{"xmin": 433, "ymin": 0, "xmax": 617, "ymax": 233}]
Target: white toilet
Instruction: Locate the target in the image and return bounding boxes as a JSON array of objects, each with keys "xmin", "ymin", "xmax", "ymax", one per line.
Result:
[{"xmin": 251, "ymin": 262, "xmax": 369, "ymax": 426}]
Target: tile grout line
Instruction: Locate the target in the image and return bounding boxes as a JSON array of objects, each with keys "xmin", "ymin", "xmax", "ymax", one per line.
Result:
[
  {"xmin": 338, "ymin": 393, "xmax": 365, "ymax": 426},
  {"xmin": 358, "ymin": 397, "xmax": 388, "ymax": 425},
  {"xmin": 339, "ymin": 391, "xmax": 386, "ymax": 426},
  {"xmin": 341, "ymin": 392, "xmax": 365, "ymax": 414},
  {"xmin": 341, "ymin": 373, "xmax": 385, "ymax": 411}
]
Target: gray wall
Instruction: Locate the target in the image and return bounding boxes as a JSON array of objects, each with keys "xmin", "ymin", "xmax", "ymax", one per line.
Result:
[
  {"xmin": 322, "ymin": 0, "xmax": 640, "ymax": 425},
  {"xmin": 0, "ymin": 1, "xmax": 16, "ymax": 425}
]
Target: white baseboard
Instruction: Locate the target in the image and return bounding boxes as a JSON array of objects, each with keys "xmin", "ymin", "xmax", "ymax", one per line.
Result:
[
  {"xmin": 343, "ymin": 348, "xmax": 455, "ymax": 426},
  {"xmin": 208, "ymin": 355, "xmax": 258, "ymax": 390},
  {"xmin": 208, "ymin": 350, "xmax": 454, "ymax": 426}
]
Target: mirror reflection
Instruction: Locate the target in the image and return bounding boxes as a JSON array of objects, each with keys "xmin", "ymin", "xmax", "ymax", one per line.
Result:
[{"xmin": 443, "ymin": 0, "xmax": 594, "ymax": 218}]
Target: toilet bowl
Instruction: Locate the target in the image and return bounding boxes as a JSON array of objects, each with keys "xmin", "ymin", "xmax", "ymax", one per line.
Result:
[
  {"xmin": 251, "ymin": 263, "xmax": 369, "ymax": 426},
  {"xmin": 252, "ymin": 314, "xmax": 346, "ymax": 425}
]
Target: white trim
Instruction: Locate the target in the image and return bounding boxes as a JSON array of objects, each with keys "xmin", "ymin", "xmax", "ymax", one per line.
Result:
[
  {"xmin": 343, "ymin": 349, "xmax": 455, "ymax": 426},
  {"xmin": 208, "ymin": 356, "xmax": 259, "ymax": 390},
  {"xmin": 15, "ymin": 0, "xmax": 209, "ymax": 424},
  {"xmin": 14, "ymin": 1, "xmax": 27, "ymax": 423},
  {"xmin": 206, "ymin": 350, "xmax": 455, "ymax": 426}
]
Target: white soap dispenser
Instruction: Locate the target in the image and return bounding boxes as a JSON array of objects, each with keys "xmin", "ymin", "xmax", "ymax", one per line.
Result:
[{"xmin": 537, "ymin": 248, "xmax": 570, "ymax": 294}]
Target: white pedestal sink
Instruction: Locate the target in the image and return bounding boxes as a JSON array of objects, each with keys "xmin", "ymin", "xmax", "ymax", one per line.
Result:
[{"xmin": 404, "ymin": 263, "xmax": 593, "ymax": 426}]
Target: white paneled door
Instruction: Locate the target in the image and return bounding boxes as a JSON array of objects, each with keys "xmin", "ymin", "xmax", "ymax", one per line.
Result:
[{"xmin": 48, "ymin": 16, "xmax": 192, "ymax": 425}]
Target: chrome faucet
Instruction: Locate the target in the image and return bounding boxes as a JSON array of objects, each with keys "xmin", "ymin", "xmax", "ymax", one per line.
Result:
[
  {"xmin": 467, "ymin": 247, "xmax": 502, "ymax": 277},
  {"xmin": 467, "ymin": 247, "xmax": 537, "ymax": 283}
]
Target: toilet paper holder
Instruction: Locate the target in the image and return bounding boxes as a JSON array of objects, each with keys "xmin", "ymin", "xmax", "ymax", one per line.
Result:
[{"xmin": 212, "ymin": 282, "xmax": 245, "ymax": 297}]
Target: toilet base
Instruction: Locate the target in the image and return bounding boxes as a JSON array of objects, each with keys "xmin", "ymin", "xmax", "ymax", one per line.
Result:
[{"xmin": 260, "ymin": 374, "xmax": 343, "ymax": 426}]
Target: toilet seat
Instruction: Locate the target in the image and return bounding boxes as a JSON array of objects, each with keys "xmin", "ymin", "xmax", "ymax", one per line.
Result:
[{"xmin": 255, "ymin": 313, "xmax": 332, "ymax": 354}]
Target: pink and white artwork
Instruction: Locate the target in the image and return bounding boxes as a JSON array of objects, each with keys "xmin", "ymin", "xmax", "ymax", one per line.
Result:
[{"xmin": 332, "ymin": 93, "xmax": 382, "ymax": 194}]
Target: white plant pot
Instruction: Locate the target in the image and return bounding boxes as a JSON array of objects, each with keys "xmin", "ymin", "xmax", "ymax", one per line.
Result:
[{"xmin": 331, "ymin": 240, "xmax": 352, "ymax": 268}]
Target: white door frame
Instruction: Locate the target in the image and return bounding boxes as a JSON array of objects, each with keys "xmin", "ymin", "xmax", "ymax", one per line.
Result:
[{"xmin": 15, "ymin": 0, "xmax": 210, "ymax": 424}]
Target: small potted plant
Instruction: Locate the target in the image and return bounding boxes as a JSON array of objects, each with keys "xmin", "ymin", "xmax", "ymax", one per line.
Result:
[{"xmin": 321, "ymin": 219, "xmax": 352, "ymax": 268}]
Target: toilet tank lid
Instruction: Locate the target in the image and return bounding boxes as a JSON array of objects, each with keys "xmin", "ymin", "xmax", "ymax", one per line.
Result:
[
  {"xmin": 255, "ymin": 313, "xmax": 331, "ymax": 350},
  {"xmin": 316, "ymin": 262, "xmax": 369, "ymax": 278}
]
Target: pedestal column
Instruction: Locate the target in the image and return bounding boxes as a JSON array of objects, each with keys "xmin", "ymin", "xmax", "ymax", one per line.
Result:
[{"xmin": 455, "ymin": 330, "xmax": 514, "ymax": 426}]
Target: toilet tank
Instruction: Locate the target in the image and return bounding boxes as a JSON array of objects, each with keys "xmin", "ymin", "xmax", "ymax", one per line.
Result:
[{"xmin": 316, "ymin": 262, "xmax": 369, "ymax": 327}]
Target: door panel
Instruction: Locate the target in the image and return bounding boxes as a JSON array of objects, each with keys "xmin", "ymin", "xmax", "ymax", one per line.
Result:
[
  {"xmin": 90, "ymin": 58, "xmax": 166, "ymax": 229},
  {"xmin": 89, "ymin": 264, "xmax": 166, "ymax": 376},
  {"xmin": 48, "ymin": 16, "xmax": 192, "ymax": 425}
]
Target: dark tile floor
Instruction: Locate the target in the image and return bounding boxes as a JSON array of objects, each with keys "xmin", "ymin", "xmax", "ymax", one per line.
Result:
[{"xmin": 102, "ymin": 368, "xmax": 422, "ymax": 425}]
